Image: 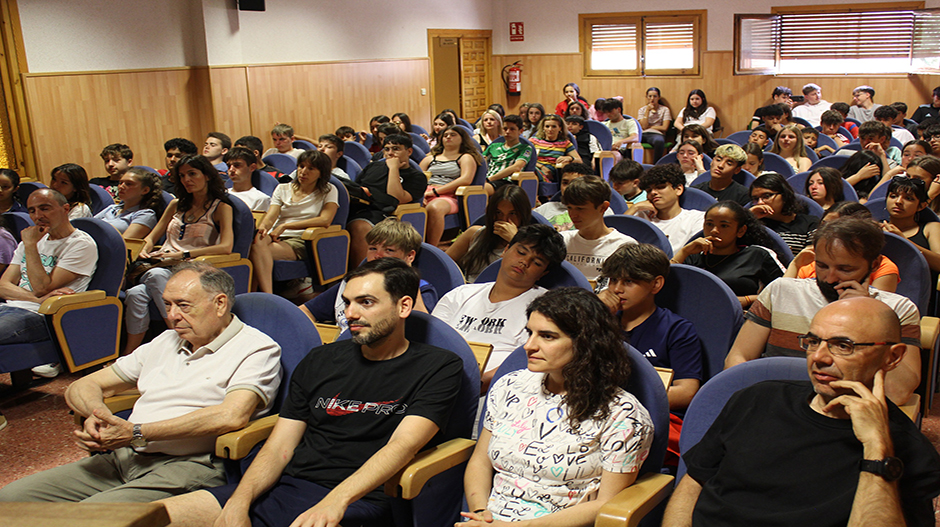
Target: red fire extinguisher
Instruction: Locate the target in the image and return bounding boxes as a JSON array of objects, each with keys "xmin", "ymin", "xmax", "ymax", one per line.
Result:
[{"xmin": 502, "ymin": 61, "xmax": 522, "ymax": 96}]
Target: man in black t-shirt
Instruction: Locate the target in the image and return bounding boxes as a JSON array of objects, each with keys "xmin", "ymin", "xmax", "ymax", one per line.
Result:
[
  {"xmin": 160, "ymin": 258, "xmax": 464, "ymax": 527},
  {"xmin": 346, "ymin": 133, "xmax": 427, "ymax": 266},
  {"xmin": 663, "ymin": 297, "xmax": 940, "ymax": 527}
]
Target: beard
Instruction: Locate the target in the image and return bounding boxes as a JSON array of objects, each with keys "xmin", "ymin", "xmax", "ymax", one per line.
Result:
[
  {"xmin": 816, "ymin": 269, "xmax": 872, "ymax": 303},
  {"xmin": 350, "ymin": 315, "xmax": 395, "ymax": 346}
]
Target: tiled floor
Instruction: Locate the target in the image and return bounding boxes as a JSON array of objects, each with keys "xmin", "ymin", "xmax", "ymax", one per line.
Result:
[{"xmin": 2, "ymin": 372, "xmax": 940, "ymax": 524}]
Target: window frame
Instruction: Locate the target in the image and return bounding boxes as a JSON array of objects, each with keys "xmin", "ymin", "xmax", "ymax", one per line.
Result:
[
  {"xmin": 579, "ymin": 11, "xmax": 706, "ymax": 78},
  {"xmin": 734, "ymin": 2, "xmax": 939, "ymax": 76}
]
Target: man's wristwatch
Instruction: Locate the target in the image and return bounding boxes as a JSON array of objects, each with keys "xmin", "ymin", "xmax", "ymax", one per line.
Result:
[
  {"xmin": 131, "ymin": 423, "xmax": 147, "ymax": 448},
  {"xmin": 859, "ymin": 457, "xmax": 904, "ymax": 482},
  {"xmin": 183, "ymin": 250, "xmax": 191, "ymax": 259}
]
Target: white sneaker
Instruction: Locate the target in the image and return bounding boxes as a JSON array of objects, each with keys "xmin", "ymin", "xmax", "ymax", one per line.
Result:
[{"xmin": 31, "ymin": 363, "xmax": 61, "ymax": 378}]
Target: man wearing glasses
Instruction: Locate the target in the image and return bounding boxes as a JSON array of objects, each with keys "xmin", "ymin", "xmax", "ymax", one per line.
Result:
[
  {"xmin": 344, "ymin": 133, "xmax": 426, "ymax": 266},
  {"xmin": 724, "ymin": 217, "xmax": 922, "ymax": 406},
  {"xmin": 664, "ymin": 296, "xmax": 940, "ymax": 527}
]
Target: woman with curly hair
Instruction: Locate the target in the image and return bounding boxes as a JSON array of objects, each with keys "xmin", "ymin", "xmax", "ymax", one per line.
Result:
[
  {"xmin": 447, "ymin": 184, "xmax": 533, "ymax": 282},
  {"xmin": 672, "ymin": 201, "xmax": 785, "ymax": 308},
  {"xmin": 749, "ymin": 172, "xmax": 819, "ymax": 255},
  {"xmin": 461, "ymin": 287, "xmax": 653, "ymax": 525},
  {"xmin": 420, "ymin": 125, "xmax": 484, "ymax": 246},
  {"xmin": 124, "ymin": 154, "xmax": 235, "ymax": 354}
]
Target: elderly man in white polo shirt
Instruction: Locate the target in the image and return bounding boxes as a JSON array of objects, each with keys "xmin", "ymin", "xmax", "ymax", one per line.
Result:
[{"xmin": 0, "ymin": 262, "xmax": 282, "ymax": 503}]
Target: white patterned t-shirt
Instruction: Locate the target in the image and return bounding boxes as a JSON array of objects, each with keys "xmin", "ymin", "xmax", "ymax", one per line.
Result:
[{"xmin": 482, "ymin": 369, "xmax": 653, "ymax": 521}]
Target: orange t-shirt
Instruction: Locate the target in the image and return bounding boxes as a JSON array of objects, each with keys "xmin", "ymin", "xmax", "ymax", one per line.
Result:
[{"xmin": 797, "ymin": 256, "xmax": 900, "ymax": 283}]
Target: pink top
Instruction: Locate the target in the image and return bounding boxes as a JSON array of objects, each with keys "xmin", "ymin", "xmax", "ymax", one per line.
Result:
[{"xmin": 163, "ymin": 199, "xmax": 222, "ymax": 252}]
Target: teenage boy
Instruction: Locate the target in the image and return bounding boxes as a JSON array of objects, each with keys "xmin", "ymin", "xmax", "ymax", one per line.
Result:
[
  {"xmin": 433, "ymin": 224, "xmax": 566, "ymax": 387},
  {"xmin": 234, "ymin": 136, "xmax": 285, "ymax": 182},
  {"xmin": 820, "ymin": 110, "xmax": 850, "ymax": 147},
  {"xmin": 159, "ymin": 138, "xmax": 197, "ymax": 193},
  {"xmin": 842, "ymin": 121, "xmax": 901, "ymax": 169},
  {"xmin": 565, "ymin": 115, "xmax": 600, "ymax": 165},
  {"xmin": 598, "ymin": 242, "xmax": 703, "ymax": 464},
  {"xmin": 317, "ymin": 134, "xmax": 350, "ymax": 182},
  {"xmin": 262, "ymin": 124, "xmax": 304, "ymax": 160},
  {"xmin": 345, "ymin": 133, "xmax": 426, "ymax": 267},
  {"xmin": 830, "ymin": 102, "xmax": 859, "ymax": 138},
  {"xmin": 334, "ymin": 126, "xmax": 357, "ymax": 142},
  {"xmin": 224, "ymin": 147, "xmax": 271, "ymax": 212},
  {"xmin": 692, "ymin": 144, "xmax": 751, "ymax": 207},
  {"xmin": 874, "ymin": 105, "xmax": 916, "ymax": 145},
  {"xmin": 630, "ymin": 164, "xmax": 705, "ymax": 254},
  {"xmin": 890, "ymin": 102, "xmax": 920, "ymax": 137},
  {"xmin": 750, "ymin": 86, "xmax": 792, "ymax": 128},
  {"xmin": 483, "ymin": 114, "xmax": 534, "ymax": 194},
  {"xmin": 747, "ymin": 126, "xmax": 773, "ymax": 148},
  {"xmin": 848, "ymin": 85, "xmax": 882, "ymax": 123},
  {"xmin": 91, "ymin": 143, "xmax": 133, "ymax": 202},
  {"xmin": 792, "ymin": 83, "xmax": 831, "ymax": 127},
  {"xmin": 802, "ymin": 128, "xmax": 834, "ymax": 157},
  {"xmin": 300, "ymin": 217, "xmax": 435, "ymax": 332},
  {"xmin": 609, "ymin": 159, "xmax": 646, "ymax": 206},
  {"xmin": 754, "ymin": 103, "xmax": 785, "ymax": 134},
  {"xmin": 603, "ymin": 98, "xmax": 638, "ymax": 156},
  {"xmin": 203, "ymin": 132, "xmax": 231, "ymax": 175},
  {"xmin": 533, "ymin": 163, "xmax": 611, "ymax": 231},
  {"xmin": 912, "ymin": 86, "xmax": 940, "ymax": 123},
  {"xmin": 559, "ymin": 176, "xmax": 635, "ymax": 281}
]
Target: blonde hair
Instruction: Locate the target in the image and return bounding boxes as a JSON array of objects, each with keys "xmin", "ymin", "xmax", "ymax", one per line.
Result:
[{"xmin": 771, "ymin": 124, "xmax": 808, "ymax": 163}]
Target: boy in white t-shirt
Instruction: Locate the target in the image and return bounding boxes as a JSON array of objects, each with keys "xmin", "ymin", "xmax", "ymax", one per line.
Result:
[
  {"xmin": 559, "ymin": 176, "xmax": 636, "ymax": 282},
  {"xmin": 630, "ymin": 164, "xmax": 705, "ymax": 254},
  {"xmin": 533, "ymin": 162, "xmax": 612, "ymax": 231},
  {"xmin": 433, "ymin": 224, "xmax": 567, "ymax": 390},
  {"xmin": 262, "ymin": 123, "xmax": 305, "ymax": 160},
  {"xmin": 225, "ymin": 147, "xmax": 271, "ymax": 212}
]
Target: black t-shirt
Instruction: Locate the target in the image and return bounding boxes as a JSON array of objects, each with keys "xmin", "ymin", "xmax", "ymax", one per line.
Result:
[
  {"xmin": 351, "ymin": 161, "xmax": 427, "ymax": 214},
  {"xmin": 685, "ymin": 380, "xmax": 940, "ymax": 527},
  {"xmin": 692, "ymin": 180, "xmax": 751, "ymax": 208},
  {"xmin": 761, "ymin": 213, "xmax": 819, "ymax": 256},
  {"xmin": 683, "ymin": 245, "xmax": 783, "ymax": 296},
  {"xmin": 279, "ymin": 339, "xmax": 463, "ymax": 503},
  {"xmin": 90, "ymin": 176, "xmax": 121, "ymax": 202},
  {"xmin": 911, "ymin": 104, "xmax": 940, "ymax": 123}
]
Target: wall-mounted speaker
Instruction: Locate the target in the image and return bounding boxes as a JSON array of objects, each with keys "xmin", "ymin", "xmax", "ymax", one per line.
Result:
[{"xmin": 238, "ymin": 0, "xmax": 265, "ymax": 11}]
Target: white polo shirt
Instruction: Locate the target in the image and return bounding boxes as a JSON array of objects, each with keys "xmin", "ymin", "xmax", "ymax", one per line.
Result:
[{"xmin": 113, "ymin": 315, "xmax": 282, "ymax": 456}]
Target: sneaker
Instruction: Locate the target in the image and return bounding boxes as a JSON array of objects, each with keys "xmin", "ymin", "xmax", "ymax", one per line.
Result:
[{"xmin": 31, "ymin": 363, "xmax": 61, "ymax": 378}]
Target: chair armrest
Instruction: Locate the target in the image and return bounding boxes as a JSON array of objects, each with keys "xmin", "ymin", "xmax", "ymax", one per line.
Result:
[
  {"xmin": 384, "ymin": 437, "xmax": 476, "ymax": 499},
  {"xmin": 195, "ymin": 253, "xmax": 240, "ymax": 264},
  {"xmin": 301, "ymin": 224, "xmax": 341, "ymax": 241},
  {"xmin": 510, "ymin": 171, "xmax": 538, "ymax": 182},
  {"xmin": 38, "ymin": 290, "xmax": 106, "ymax": 314},
  {"xmin": 455, "ymin": 185, "xmax": 485, "ymax": 197},
  {"xmin": 920, "ymin": 316, "xmax": 938, "ymax": 351},
  {"xmin": 315, "ymin": 323, "xmax": 340, "ymax": 344},
  {"xmin": 899, "ymin": 393, "xmax": 921, "ymax": 423},
  {"xmin": 124, "ymin": 238, "xmax": 147, "ymax": 261},
  {"xmin": 215, "ymin": 414, "xmax": 279, "ymax": 459},
  {"xmin": 595, "ymin": 472, "xmax": 675, "ymax": 527}
]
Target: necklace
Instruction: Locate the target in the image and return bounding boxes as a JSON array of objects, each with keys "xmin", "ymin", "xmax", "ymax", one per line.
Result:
[{"xmin": 703, "ymin": 251, "xmax": 736, "ymax": 269}]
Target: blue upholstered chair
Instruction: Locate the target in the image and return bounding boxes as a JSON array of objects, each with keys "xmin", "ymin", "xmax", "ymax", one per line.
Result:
[
  {"xmin": 678, "ymin": 187, "xmax": 718, "ymax": 212},
  {"xmin": 604, "ymin": 215, "xmax": 674, "ymax": 258},
  {"xmin": 726, "ymin": 130, "xmax": 753, "ymax": 145},
  {"xmin": 263, "ymin": 153, "xmax": 298, "ymax": 174},
  {"xmin": 337, "ymin": 156, "xmax": 362, "ymax": 181},
  {"xmin": 251, "ymin": 169, "xmax": 279, "ymax": 197},
  {"xmin": 761, "ymin": 152, "xmax": 796, "ymax": 177},
  {"xmin": 293, "ymin": 140, "xmax": 316, "ymax": 151},
  {"xmin": 344, "ymin": 141, "xmax": 372, "ymax": 169},
  {"xmin": 787, "ymin": 171, "xmax": 858, "ymax": 203}
]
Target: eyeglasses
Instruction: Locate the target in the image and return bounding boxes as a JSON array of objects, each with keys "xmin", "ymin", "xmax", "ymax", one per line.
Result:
[
  {"xmin": 797, "ymin": 334, "xmax": 897, "ymax": 357},
  {"xmin": 751, "ymin": 192, "xmax": 779, "ymax": 202}
]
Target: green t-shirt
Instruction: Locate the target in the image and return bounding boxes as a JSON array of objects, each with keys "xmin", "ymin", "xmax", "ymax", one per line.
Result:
[{"xmin": 483, "ymin": 141, "xmax": 535, "ymax": 180}]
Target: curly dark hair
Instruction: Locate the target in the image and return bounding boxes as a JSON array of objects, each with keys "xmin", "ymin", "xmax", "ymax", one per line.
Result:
[
  {"xmin": 526, "ymin": 288, "xmax": 632, "ymax": 428},
  {"xmin": 705, "ymin": 200, "xmax": 772, "ymax": 247},
  {"xmin": 51, "ymin": 163, "xmax": 91, "ymax": 207},
  {"xmin": 171, "ymin": 154, "xmax": 230, "ymax": 213},
  {"xmin": 124, "ymin": 167, "xmax": 166, "ymax": 216}
]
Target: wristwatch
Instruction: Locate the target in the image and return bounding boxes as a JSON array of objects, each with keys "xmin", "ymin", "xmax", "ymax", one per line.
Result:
[
  {"xmin": 183, "ymin": 250, "xmax": 191, "ymax": 259},
  {"xmin": 859, "ymin": 457, "xmax": 904, "ymax": 482},
  {"xmin": 130, "ymin": 423, "xmax": 147, "ymax": 448}
]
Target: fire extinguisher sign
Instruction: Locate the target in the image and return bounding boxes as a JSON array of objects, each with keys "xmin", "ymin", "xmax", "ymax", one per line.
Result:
[{"xmin": 510, "ymin": 22, "xmax": 524, "ymax": 42}]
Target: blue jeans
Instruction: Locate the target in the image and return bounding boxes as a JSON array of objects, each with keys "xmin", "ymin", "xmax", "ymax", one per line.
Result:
[{"xmin": 0, "ymin": 304, "xmax": 50, "ymax": 344}]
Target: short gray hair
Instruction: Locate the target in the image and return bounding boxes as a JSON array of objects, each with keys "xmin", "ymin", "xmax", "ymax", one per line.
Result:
[{"xmin": 170, "ymin": 261, "xmax": 235, "ymax": 308}]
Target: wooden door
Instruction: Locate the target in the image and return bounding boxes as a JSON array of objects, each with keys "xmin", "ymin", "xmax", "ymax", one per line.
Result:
[{"xmin": 458, "ymin": 37, "xmax": 489, "ymax": 122}]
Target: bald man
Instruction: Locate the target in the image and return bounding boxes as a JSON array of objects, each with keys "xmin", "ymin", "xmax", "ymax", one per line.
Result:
[{"xmin": 664, "ymin": 297, "xmax": 940, "ymax": 527}]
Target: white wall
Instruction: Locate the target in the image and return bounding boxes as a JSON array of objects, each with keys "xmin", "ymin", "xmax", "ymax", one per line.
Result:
[
  {"xmin": 19, "ymin": 0, "xmax": 205, "ymax": 73},
  {"xmin": 492, "ymin": 0, "xmax": 940, "ymax": 54},
  {"xmin": 19, "ymin": 0, "xmax": 493, "ymax": 72}
]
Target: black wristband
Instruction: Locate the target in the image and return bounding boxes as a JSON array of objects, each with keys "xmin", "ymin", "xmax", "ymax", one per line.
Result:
[{"xmin": 473, "ymin": 508, "xmax": 486, "ymax": 514}]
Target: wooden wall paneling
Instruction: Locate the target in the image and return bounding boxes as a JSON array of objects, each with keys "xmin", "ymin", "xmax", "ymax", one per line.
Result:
[
  {"xmin": 244, "ymin": 59, "xmax": 432, "ymax": 151},
  {"xmin": 23, "ymin": 67, "xmax": 213, "ymax": 180},
  {"xmin": 491, "ymin": 51, "xmax": 935, "ymax": 137},
  {"xmin": 209, "ymin": 66, "xmax": 252, "ymax": 140}
]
